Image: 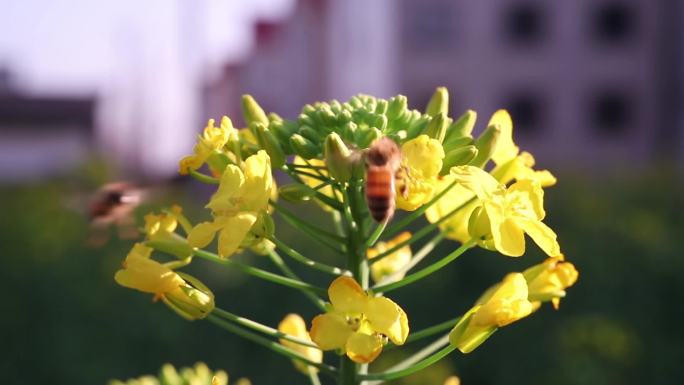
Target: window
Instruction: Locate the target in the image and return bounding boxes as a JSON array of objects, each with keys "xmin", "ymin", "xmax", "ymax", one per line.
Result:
[
  {"xmin": 502, "ymin": 2, "xmax": 546, "ymax": 46},
  {"xmin": 591, "ymin": 2, "xmax": 636, "ymax": 45},
  {"xmin": 502, "ymin": 90, "xmax": 546, "ymax": 134},
  {"xmin": 590, "ymin": 89, "xmax": 633, "ymax": 135}
]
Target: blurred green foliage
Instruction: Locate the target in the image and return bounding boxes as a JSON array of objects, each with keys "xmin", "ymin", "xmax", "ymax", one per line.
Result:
[{"xmin": 1, "ymin": 167, "xmax": 682, "ymax": 384}]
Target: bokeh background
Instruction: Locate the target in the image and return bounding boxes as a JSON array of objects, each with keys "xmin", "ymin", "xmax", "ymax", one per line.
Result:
[{"xmin": 1, "ymin": 0, "xmax": 683, "ymax": 384}]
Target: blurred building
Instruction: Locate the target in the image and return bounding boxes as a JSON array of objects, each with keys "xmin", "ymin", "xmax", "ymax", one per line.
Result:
[
  {"xmin": 208, "ymin": 0, "xmax": 684, "ymax": 168},
  {"xmin": 0, "ymin": 69, "xmax": 95, "ymax": 181}
]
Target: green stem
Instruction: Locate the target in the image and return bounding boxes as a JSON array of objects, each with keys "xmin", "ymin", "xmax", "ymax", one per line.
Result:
[
  {"xmin": 308, "ymin": 366, "xmax": 323, "ymax": 385},
  {"xmin": 338, "ymin": 181, "xmax": 370, "ymax": 385},
  {"xmin": 358, "ymin": 344, "xmax": 456, "ymax": 381},
  {"xmin": 384, "ymin": 179, "xmax": 460, "ymax": 238},
  {"xmin": 365, "ymin": 220, "xmax": 387, "ymax": 248},
  {"xmin": 193, "ymin": 248, "xmax": 327, "ymax": 296},
  {"xmin": 370, "ymin": 197, "xmax": 476, "ymax": 266},
  {"xmin": 372, "ymin": 240, "xmax": 475, "ymax": 294},
  {"xmin": 271, "ymin": 201, "xmax": 346, "ymax": 252},
  {"xmin": 211, "ymin": 307, "xmax": 320, "ymax": 348},
  {"xmin": 267, "ymin": 251, "xmax": 327, "ymax": 311},
  {"xmin": 283, "ymin": 168, "xmax": 343, "ymax": 210},
  {"xmin": 206, "ymin": 314, "xmax": 337, "ymax": 377},
  {"xmin": 374, "ymin": 233, "xmax": 445, "ymax": 286},
  {"xmin": 188, "ymin": 169, "xmax": 220, "ymax": 184},
  {"xmin": 271, "ymin": 237, "xmax": 350, "ymax": 276}
]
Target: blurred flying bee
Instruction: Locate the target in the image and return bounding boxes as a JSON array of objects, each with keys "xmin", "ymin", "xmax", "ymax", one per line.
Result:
[
  {"xmin": 364, "ymin": 137, "xmax": 408, "ymax": 222},
  {"xmin": 87, "ymin": 182, "xmax": 144, "ymax": 246}
]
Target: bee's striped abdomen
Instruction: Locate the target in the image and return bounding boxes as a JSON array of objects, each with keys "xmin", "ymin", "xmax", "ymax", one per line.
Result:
[{"xmin": 366, "ymin": 166, "xmax": 396, "ymax": 222}]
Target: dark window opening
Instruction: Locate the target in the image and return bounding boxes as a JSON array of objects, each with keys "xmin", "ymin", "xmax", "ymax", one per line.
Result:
[
  {"xmin": 590, "ymin": 90, "xmax": 633, "ymax": 135},
  {"xmin": 503, "ymin": 91, "xmax": 545, "ymax": 134},
  {"xmin": 591, "ymin": 2, "xmax": 636, "ymax": 45},
  {"xmin": 503, "ymin": 2, "xmax": 546, "ymax": 46}
]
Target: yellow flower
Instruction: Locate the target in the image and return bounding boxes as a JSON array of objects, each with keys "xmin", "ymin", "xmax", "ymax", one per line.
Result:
[
  {"xmin": 524, "ymin": 256, "xmax": 579, "ymax": 309},
  {"xmin": 278, "ymin": 314, "xmax": 323, "ymax": 374},
  {"xmin": 486, "ymin": 110, "xmax": 555, "ymax": 186},
  {"xmin": 367, "ymin": 232, "xmax": 412, "ymax": 283},
  {"xmin": 396, "ymin": 135, "xmax": 445, "ymax": 211},
  {"xmin": 425, "ymin": 175, "xmax": 478, "ymax": 244},
  {"xmin": 188, "ymin": 151, "xmax": 273, "ymax": 258},
  {"xmin": 309, "ymin": 276, "xmax": 409, "ymax": 363},
  {"xmin": 143, "ymin": 206, "xmax": 193, "ymax": 258},
  {"xmin": 294, "ymin": 156, "xmax": 342, "ymax": 211},
  {"xmin": 114, "ymin": 243, "xmax": 185, "ymax": 296},
  {"xmin": 449, "ymin": 273, "xmax": 533, "ymax": 353},
  {"xmin": 451, "ymin": 165, "xmax": 561, "ymax": 257},
  {"xmin": 115, "ymin": 244, "xmax": 214, "ymax": 320},
  {"xmin": 444, "ymin": 376, "xmax": 461, "ymax": 385},
  {"xmin": 179, "ymin": 116, "xmax": 236, "ymax": 175}
]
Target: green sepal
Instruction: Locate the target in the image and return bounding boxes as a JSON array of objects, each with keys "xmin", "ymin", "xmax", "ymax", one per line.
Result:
[
  {"xmin": 290, "ymin": 134, "xmax": 319, "ymax": 159},
  {"xmin": 441, "ymin": 145, "xmax": 478, "ymax": 174},
  {"xmin": 254, "ymin": 123, "xmax": 286, "ymax": 169},
  {"xmin": 469, "ymin": 124, "xmax": 501, "ymax": 168},
  {"xmin": 425, "ymin": 86, "xmax": 449, "ymax": 116},
  {"xmin": 445, "ymin": 109, "xmax": 477, "ymax": 141},
  {"xmin": 241, "ymin": 94, "xmax": 269, "ymax": 127},
  {"xmin": 423, "ymin": 112, "xmax": 450, "ymax": 143}
]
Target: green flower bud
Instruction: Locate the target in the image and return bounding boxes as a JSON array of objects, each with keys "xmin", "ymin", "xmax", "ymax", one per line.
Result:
[
  {"xmin": 386, "ymin": 95, "xmax": 408, "ymax": 120},
  {"xmin": 297, "ymin": 113, "xmax": 315, "ymax": 127},
  {"xmin": 425, "ymin": 86, "xmax": 449, "ymax": 116},
  {"xmin": 163, "ymin": 272, "xmax": 214, "ymax": 321},
  {"xmin": 422, "ymin": 112, "xmax": 450, "ymax": 143},
  {"xmin": 324, "ymin": 133, "xmax": 353, "ymax": 182},
  {"xmin": 241, "ymin": 95, "xmax": 269, "ymax": 126},
  {"xmin": 442, "ymin": 135, "xmax": 474, "ymax": 153},
  {"xmin": 278, "ymin": 183, "xmax": 316, "ymax": 202},
  {"xmin": 444, "ymin": 109, "xmax": 477, "ymax": 142},
  {"xmin": 441, "ymin": 145, "xmax": 478, "ymax": 174},
  {"xmin": 319, "ymin": 108, "xmax": 338, "ymax": 128},
  {"xmin": 254, "ymin": 123, "xmax": 286, "ymax": 169},
  {"xmin": 372, "ymin": 114, "xmax": 388, "ymax": 130},
  {"xmin": 329, "ymin": 99, "xmax": 342, "ymax": 113},
  {"xmin": 249, "ymin": 212, "xmax": 275, "ymax": 241},
  {"xmin": 336, "ymin": 109, "xmax": 352, "ymax": 125},
  {"xmin": 299, "ymin": 126, "xmax": 324, "ymax": 143},
  {"xmin": 357, "ymin": 127, "xmax": 383, "ymax": 148},
  {"xmin": 290, "ymin": 134, "xmax": 319, "ymax": 159},
  {"xmin": 375, "ymin": 99, "xmax": 388, "ymax": 114},
  {"xmin": 268, "ymin": 112, "xmax": 283, "ymax": 123},
  {"xmin": 469, "ymin": 124, "xmax": 501, "ymax": 168}
]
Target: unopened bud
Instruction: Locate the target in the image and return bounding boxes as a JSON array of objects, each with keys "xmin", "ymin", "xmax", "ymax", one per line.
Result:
[
  {"xmin": 324, "ymin": 133, "xmax": 353, "ymax": 182},
  {"xmin": 254, "ymin": 123, "xmax": 286, "ymax": 169},
  {"xmin": 163, "ymin": 272, "xmax": 215, "ymax": 320},
  {"xmin": 469, "ymin": 124, "xmax": 501, "ymax": 168},
  {"xmin": 386, "ymin": 95, "xmax": 408, "ymax": 121},
  {"xmin": 290, "ymin": 134, "xmax": 319, "ymax": 159},
  {"xmin": 444, "ymin": 109, "xmax": 477, "ymax": 143},
  {"xmin": 449, "ymin": 306, "xmax": 497, "ymax": 354},
  {"xmin": 441, "ymin": 145, "xmax": 478, "ymax": 174},
  {"xmin": 241, "ymin": 95, "xmax": 269, "ymax": 126},
  {"xmin": 423, "ymin": 112, "xmax": 450, "ymax": 143},
  {"xmin": 425, "ymin": 86, "xmax": 449, "ymax": 116}
]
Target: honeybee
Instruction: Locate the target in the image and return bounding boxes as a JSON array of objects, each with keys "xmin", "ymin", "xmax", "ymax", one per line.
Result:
[
  {"xmin": 87, "ymin": 182, "xmax": 143, "ymax": 246},
  {"xmin": 365, "ymin": 137, "xmax": 408, "ymax": 222}
]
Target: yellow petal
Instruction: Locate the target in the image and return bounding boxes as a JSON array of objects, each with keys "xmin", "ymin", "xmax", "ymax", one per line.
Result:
[
  {"xmin": 368, "ymin": 232, "xmax": 412, "ymax": 283},
  {"xmin": 187, "ymin": 220, "xmax": 224, "ymax": 249},
  {"xmin": 488, "ymin": 203, "xmax": 526, "ymax": 257},
  {"xmin": 310, "ymin": 313, "xmax": 352, "ymax": 350},
  {"xmin": 473, "ymin": 273, "xmax": 532, "ymax": 327},
  {"xmin": 508, "ymin": 179, "xmax": 545, "ymax": 220},
  {"xmin": 278, "ymin": 313, "xmax": 322, "ymax": 372},
  {"xmin": 115, "ymin": 256, "xmax": 184, "ymax": 294},
  {"xmin": 365, "ymin": 296, "xmax": 408, "ymax": 345},
  {"xmin": 241, "ymin": 151, "xmax": 273, "ymax": 212},
  {"xmin": 516, "ymin": 217, "xmax": 561, "ymax": 257},
  {"xmin": 217, "ymin": 213, "xmax": 258, "ymax": 258},
  {"xmin": 206, "ymin": 165, "xmax": 245, "ymax": 212},
  {"xmin": 328, "ymin": 276, "xmax": 367, "ymax": 314},
  {"xmin": 489, "ymin": 110, "xmax": 519, "ymax": 165},
  {"xmin": 345, "ymin": 332, "xmax": 383, "ymax": 363},
  {"xmin": 401, "ymin": 135, "xmax": 445, "ymax": 179},
  {"xmin": 450, "ymin": 166, "xmax": 501, "ymax": 199}
]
